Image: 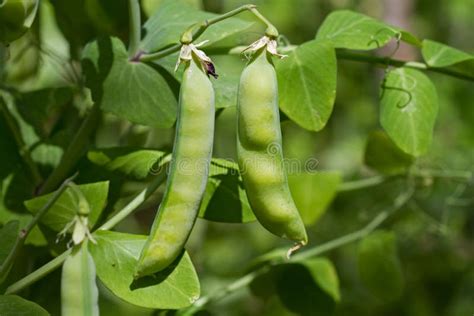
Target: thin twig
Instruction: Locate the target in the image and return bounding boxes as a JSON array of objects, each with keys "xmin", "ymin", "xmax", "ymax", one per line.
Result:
[
  {"xmin": 139, "ymin": 4, "xmax": 260, "ymax": 62},
  {"xmin": 128, "ymin": 0, "xmax": 141, "ymax": 59}
]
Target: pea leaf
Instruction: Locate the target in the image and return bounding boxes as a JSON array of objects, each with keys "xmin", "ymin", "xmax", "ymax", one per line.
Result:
[
  {"xmin": 89, "ymin": 230, "xmax": 200, "ymax": 309},
  {"xmin": 288, "ymin": 171, "xmax": 341, "ymax": 226},
  {"xmin": 274, "ymin": 258, "xmax": 340, "ymax": 315},
  {"xmin": 364, "ymin": 130, "xmax": 414, "ymax": 175},
  {"xmin": 276, "ymin": 40, "xmax": 337, "ymax": 131},
  {"xmin": 358, "ymin": 230, "xmax": 404, "ymax": 301},
  {"xmin": 82, "ymin": 37, "xmax": 177, "ymax": 128},
  {"xmin": 316, "ymin": 10, "xmax": 398, "ymax": 50},
  {"xmin": 25, "ymin": 181, "xmax": 109, "ymax": 232},
  {"xmin": 421, "ymin": 40, "xmax": 474, "ymax": 77},
  {"xmin": 87, "ymin": 147, "xmax": 170, "ymax": 179},
  {"xmin": 140, "ymin": 0, "xmax": 254, "ymax": 52},
  {"xmin": 380, "ymin": 67, "xmax": 438, "ymax": 156},
  {"xmin": 422, "ymin": 39, "xmax": 474, "ymax": 68},
  {"xmin": 0, "ymin": 295, "xmax": 49, "ymax": 316},
  {"xmin": 198, "ymin": 158, "xmax": 255, "ymax": 223}
]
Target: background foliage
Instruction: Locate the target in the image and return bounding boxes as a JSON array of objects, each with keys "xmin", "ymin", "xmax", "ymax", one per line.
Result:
[{"xmin": 0, "ymin": 0, "xmax": 473, "ymax": 315}]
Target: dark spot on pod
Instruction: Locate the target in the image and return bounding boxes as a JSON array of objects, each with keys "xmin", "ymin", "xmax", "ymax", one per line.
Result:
[{"xmin": 205, "ymin": 61, "xmax": 218, "ymax": 79}]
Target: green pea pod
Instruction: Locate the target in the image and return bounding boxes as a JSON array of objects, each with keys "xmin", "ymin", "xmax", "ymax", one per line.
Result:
[
  {"xmin": 135, "ymin": 54, "xmax": 215, "ymax": 278},
  {"xmin": 237, "ymin": 48, "xmax": 308, "ymax": 247},
  {"xmin": 61, "ymin": 241, "xmax": 99, "ymax": 316}
]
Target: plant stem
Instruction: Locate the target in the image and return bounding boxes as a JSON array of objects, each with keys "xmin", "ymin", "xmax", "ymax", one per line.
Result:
[
  {"xmin": 181, "ymin": 187, "xmax": 414, "ymax": 314},
  {"xmin": 336, "ymin": 51, "xmax": 474, "ymax": 82},
  {"xmin": 5, "ymin": 249, "xmax": 71, "ymax": 295},
  {"xmin": 98, "ymin": 171, "xmax": 167, "ymax": 230},
  {"xmin": 338, "ymin": 175, "xmax": 395, "ymax": 192},
  {"xmin": 140, "ymin": 4, "xmax": 258, "ymax": 62},
  {"xmin": 249, "ymin": 7, "xmax": 278, "ymax": 37},
  {"xmin": 128, "ymin": 0, "xmax": 141, "ymax": 59},
  {"xmin": 40, "ymin": 103, "xmax": 101, "ymax": 194},
  {"xmin": 0, "ymin": 95, "xmax": 42, "ymax": 185},
  {"xmin": 0, "ymin": 174, "xmax": 77, "ymax": 283},
  {"xmin": 4, "ymin": 173, "xmax": 167, "ymax": 294}
]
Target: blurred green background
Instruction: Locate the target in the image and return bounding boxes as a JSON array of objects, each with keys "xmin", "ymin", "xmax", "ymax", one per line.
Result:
[{"xmin": 2, "ymin": 0, "xmax": 473, "ymax": 315}]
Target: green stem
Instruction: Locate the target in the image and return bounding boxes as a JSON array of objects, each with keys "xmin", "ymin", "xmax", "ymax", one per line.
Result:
[
  {"xmin": 0, "ymin": 174, "xmax": 76, "ymax": 284},
  {"xmin": 4, "ymin": 173, "xmax": 167, "ymax": 294},
  {"xmin": 98, "ymin": 171, "xmax": 167, "ymax": 230},
  {"xmin": 181, "ymin": 187, "xmax": 414, "ymax": 314},
  {"xmin": 0, "ymin": 95, "xmax": 42, "ymax": 185},
  {"xmin": 5, "ymin": 249, "xmax": 71, "ymax": 295},
  {"xmin": 40, "ymin": 103, "xmax": 101, "ymax": 194},
  {"xmin": 128, "ymin": 0, "xmax": 141, "ymax": 59},
  {"xmin": 336, "ymin": 51, "xmax": 474, "ymax": 82},
  {"xmin": 140, "ymin": 4, "xmax": 258, "ymax": 62},
  {"xmin": 249, "ymin": 7, "xmax": 278, "ymax": 38},
  {"xmin": 338, "ymin": 175, "xmax": 395, "ymax": 192}
]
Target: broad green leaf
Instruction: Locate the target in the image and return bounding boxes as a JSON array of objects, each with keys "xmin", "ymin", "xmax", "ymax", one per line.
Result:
[
  {"xmin": 0, "ymin": 221, "xmax": 18, "ymax": 265},
  {"xmin": 198, "ymin": 158, "xmax": 255, "ymax": 223},
  {"xmin": 380, "ymin": 67, "xmax": 438, "ymax": 156},
  {"xmin": 25, "ymin": 181, "xmax": 109, "ymax": 232},
  {"xmin": 89, "ymin": 230, "xmax": 200, "ymax": 309},
  {"xmin": 61, "ymin": 243, "xmax": 99, "ymax": 316},
  {"xmin": 358, "ymin": 230, "xmax": 404, "ymax": 301},
  {"xmin": 276, "ymin": 258, "xmax": 340, "ymax": 315},
  {"xmin": 316, "ymin": 10, "xmax": 398, "ymax": 50},
  {"xmin": 399, "ymin": 30, "xmax": 422, "ymax": 47},
  {"xmin": 288, "ymin": 171, "xmax": 341, "ymax": 226},
  {"xmin": 0, "ymin": 295, "xmax": 49, "ymax": 316},
  {"xmin": 422, "ymin": 39, "xmax": 474, "ymax": 68},
  {"xmin": 364, "ymin": 130, "xmax": 414, "ymax": 175},
  {"xmin": 276, "ymin": 40, "xmax": 337, "ymax": 131},
  {"xmin": 140, "ymin": 0, "xmax": 254, "ymax": 52},
  {"xmin": 421, "ymin": 40, "xmax": 474, "ymax": 78},
  {"xmin": 82, "ymin": 37, "xmax": 177, "ymax": 128},
  {"xmin": 87, "ymin": 147, "xmax": 170, "ymax": 179}
]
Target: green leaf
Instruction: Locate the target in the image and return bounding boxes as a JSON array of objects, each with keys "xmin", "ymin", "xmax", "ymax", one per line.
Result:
[
  {"xmin": 198, "ymin": 158, "xmax": 255, "ymax": 223},
  {"xmin": 276, "ymin": 40, "xmax": 337, "ymax": 131},
  {"xmin": 0, "ymin": 221, "xmax": 18, "ymax": 265},
  {"xmin": 364, "ymin": 130, "xmax": 414, "ymax": 175},
  {"xmin": 422, "ymin": 39, "xmax": 474, "ymax": 68},
  {"xmin": 275, "ymin": 258, "xmax": 340, "ymax": 315},
  {"xmin": 358, "ymin": 230, "xmax": 404, "ymax": 301},
  {"xmin": 288, "ymin": 171, "xmax": 341, "ymax": 226},
  {"xmin": 0, "ymin": 295, "xmax": 49, "ymax": 316},
  {"xmin": 87, "ymin": 147, "xmax": 170, "ymax": 179},
  {"xmin": 421, "ymin": 40, "xmax": 474, "ymax": 78},
  {"xmin": 140, "ymin": 0, "xmax": 254, "ymax": 52},
  {"xmin": 380, "ymin": 67, "xmax": 438, "ymax": 156},
  {"xmin": 89, "ymin": 230, "xmax": 200, "ymax": 309},
  {"xmin": 25, "ymin": 181, "xmax": 109, "ymax": 232},
  {"xmin": 82, "ymin": 37, "xmax": 177, "ymax": 128},
  {"xmin": 316, "ymin": 10, "xmax": 398, "ymax": 50}
]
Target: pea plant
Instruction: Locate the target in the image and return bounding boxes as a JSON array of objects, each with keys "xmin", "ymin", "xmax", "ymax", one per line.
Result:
[{"xmin": 0, "ymin": 0, "xmax": 473, "ymax": 315}]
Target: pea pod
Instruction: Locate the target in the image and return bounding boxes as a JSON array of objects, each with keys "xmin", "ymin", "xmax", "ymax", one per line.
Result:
[
  {"xmin": 237, "ymin": 45, "xmax": 307, "ymax": 247},
  {"xmin": 135, "ymin": 52, "xmax": 215, "ymax": 278},
  {"xmin": 61, "ymin": 241, "xmax": 99, "ymax": 316}
]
